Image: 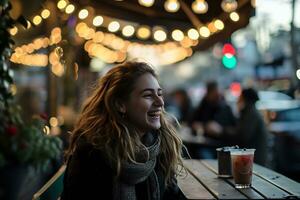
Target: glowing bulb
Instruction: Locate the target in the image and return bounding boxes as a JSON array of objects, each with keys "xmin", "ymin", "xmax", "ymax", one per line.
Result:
[
  {"xmin": 199, "ymin": 26, "xmax": 210, "ymax": 38},
  {"xmin": 138, "ymin": 0, "xmax": 155, "ymax": 7},
  {"xmin": 214, "ymin": 19, "xmax": 224, "ymax": 30},
  {"xmin": 122, "ymin": 25, "xmax": 135, "ymax": 37},
  {"xmin": 9, "ymin": 26, "xmax": 18, "ymax": 36},
  {"xmin": 108, "ymin": 21, "xmax": 120, "ymax": 32},
  {"xmin": 187, "ymin": 28, "xmax": 199, "ymax": 40},
  {"xmin": 65, "ymin": 4, "xmax": 75, "ymax": 14},
  {"xmin": 93, "ymin": 16, "xmax": 103, "ymax": 26},
  {"xmin": 171, "ymin": 29, "xmax": 184, "ymax": 41},
  {"xmin": 78, "ymin": 9, "xmax": 89, "ymax": 19},
  {"xmin": 296, "ymin": 69, "xmax": 300, "ymax": 80},
  {"xmin": 57, "ymin": 0, "xmax": 67, "ymax": 9},
  {"xmin": 230, "ymin": 12, "xmax": 240, "ymax": 22},
  {"xmin": 33, "ymin": 15, "xmax": 42, "ymax": 25},
  {"xmin": 41, "ymin": 9, "xmax": 50, "ymax": 19},
  {"xmin": 221, "ymin": 0, "xmax": 238, "ymax": 13},
  {"xmin": 154, "ymin": 30, "xmax": 167, "ymax": 42},
  {"xmin": 26, "ymin": 20, "xmax": 31, "ymax": 29},
  {"xmin": 164, "ymin": 0, "xmax": 180, "ymax": 12},
  {"xmin": 192, "ymin": 0, "xmax": 208, "ymax": 14},
  {"xmin": 137, "ymin": 26, "xmax": 151, "ymax": 39},
  {"xmin": 50, "ymin": 117, "xmax": 59, "ymax": 127}
]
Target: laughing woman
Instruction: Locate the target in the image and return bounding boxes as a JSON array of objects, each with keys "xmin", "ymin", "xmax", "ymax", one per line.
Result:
[{"xmin": 61, "ymin": 61, "xmax": 184, "ymax": 200}]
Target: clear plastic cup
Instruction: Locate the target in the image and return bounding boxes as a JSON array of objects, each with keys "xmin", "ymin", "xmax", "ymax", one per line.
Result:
[{"xmin": 230, "ymin": 149, "xmax": 255, "ymax": 188}]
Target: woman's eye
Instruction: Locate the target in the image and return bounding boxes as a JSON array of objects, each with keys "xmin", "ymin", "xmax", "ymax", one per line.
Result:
[{"xmin": 143, "ymin": 94, "xmax": 152, "ymax": 98}]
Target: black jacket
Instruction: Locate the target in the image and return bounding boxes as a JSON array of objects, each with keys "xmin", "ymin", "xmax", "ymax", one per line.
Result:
[{"xmin": 61, "ymin": 137, "xmax": 181, "ymax": 200}]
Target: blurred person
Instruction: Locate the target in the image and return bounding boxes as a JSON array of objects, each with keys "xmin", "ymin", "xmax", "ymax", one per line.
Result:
[
  {"xmin": 62, "ymin": 61, "xmax": 184, "ymax": 200},
  {"xmin": 191, "ymin": 81, "xmax": 236, "ymax": 138},
  {"xmin": 234, "ymin": 88, "xmax": 268, "ymax": 166},
  {"xmin": 189, "ymin": 81, "xmax": 236, "ymax": 158},
  {"xmin": 170, "ymin": 89, "xmax": 193, "ymax": 124}
]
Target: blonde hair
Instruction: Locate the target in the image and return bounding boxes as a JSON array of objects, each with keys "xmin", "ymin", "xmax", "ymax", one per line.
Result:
[{"xmin": 66, "ymin": 61, "xmax": 184, "ymax": 184}]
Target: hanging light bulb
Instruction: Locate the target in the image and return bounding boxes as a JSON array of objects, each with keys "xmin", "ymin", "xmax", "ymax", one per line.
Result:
[
  {"xmin": 192, "ymin": 0, "xmax": 208, "ymax": 14},
  {"xmin": 221, "ymin": 0, "xmax": 238, "ymax": 13},
  {"xmin": 138, "ymin": 0, "xmax": 155, "ymax": 7},
  {"xmin": 230, "ymin": 12, "xmax": 240, "ymax": 22},
  {"xmin": 164, "ymin": 0, "xmax": 180, "ymax": 13}
]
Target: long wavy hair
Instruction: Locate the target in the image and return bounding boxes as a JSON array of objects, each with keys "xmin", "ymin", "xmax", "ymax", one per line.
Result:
[{"xmin": 66, "ymin": 61, "xmax": 184, "ymax": 184}]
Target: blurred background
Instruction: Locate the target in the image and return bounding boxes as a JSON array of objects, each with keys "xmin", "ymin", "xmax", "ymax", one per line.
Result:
[{"xmin": 0, "ymin": 0, "xmax": 300, "ymax": 199}]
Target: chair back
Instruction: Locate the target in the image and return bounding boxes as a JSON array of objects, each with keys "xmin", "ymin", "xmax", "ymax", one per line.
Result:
[{"xmin": 32, "ymin": 165, "xmax": 66, "ymax": 200}]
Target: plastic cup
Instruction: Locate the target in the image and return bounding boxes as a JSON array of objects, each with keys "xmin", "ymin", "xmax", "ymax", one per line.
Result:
[
  {"xmin": 230, "ymin": 149, "xmax": 255, "ymax": 188},
  {"xmin": 216, "ymin": 146, "xmax": 239, "ymax": 178}
]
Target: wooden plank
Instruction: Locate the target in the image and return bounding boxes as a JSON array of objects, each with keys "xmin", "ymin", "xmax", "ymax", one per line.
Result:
[
  {"xmin": 183, "ymin": 159, "xmax": 247, "ymax": 199},
  {"xmin": 253, "ymin": 164, "xmax": 300, "ymax": 197},
  {"xmin": 202, "ymin": 160, "xmax": 264, "ymax": 199},
  {"xmin": 178, "ymin": 170, "xmax": 216, "ymax": 200},
  {"xmin": 202, "ymin": 159, "xmax": 292, "ymax": 199},
  {"xmin": 251, "ymin": 175, "xmax": 291, "ymax": 199}
]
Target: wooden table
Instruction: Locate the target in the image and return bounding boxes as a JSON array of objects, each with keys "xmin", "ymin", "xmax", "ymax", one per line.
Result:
[{"xmin": 178, "ymin": 159, "xmax": 300, "ymax": 199}]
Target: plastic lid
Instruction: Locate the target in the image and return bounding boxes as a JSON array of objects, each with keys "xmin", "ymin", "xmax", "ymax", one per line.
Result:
[{"xmin": 216, "ymin": 145, "xmax": 239, "ymax": 152}]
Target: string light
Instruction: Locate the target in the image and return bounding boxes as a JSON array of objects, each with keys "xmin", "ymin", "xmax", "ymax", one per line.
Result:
[
  {"xmin": 230, "ymin": 12, "xmax": 240, "ymax": 22},
  {"xmin": 41, "ymin": 9, "xmax": 50, "ymax": 19},
  {"xmin": 122, "ymin": 25, "xmax": 135, "ymax": 37},
  {"xmin": 9, "ymin": 27, "xmax": 18, "ymax": 36},
  {"xmin": 221, "ymin": 0, "xmax": 238, "ymax": 13},
  {"xmin": 65, "ymin": 4, "xmax": 75, "ymax": 14},
  {"xmin": 199, "ymin": 26, "xmax": 210, "ymax": 38},
  {"xmin": 296, "ymin": 69, "xmax": 300, "ymax": 80},
  {"xmin": 192, "ymin": 0, "xmax": 208, "ymax": 14},
  {"xmin": 78, "ymin": 9, "xmax": 89, "ymax": 19},
  {"xmin": 33, "ymin": 15, "xmax": 42, "ymax": 25},
  {"xmin": 93, "ymin": 16, "xmax": 104, "ymax": 27},
  {"xmin": 49, "ymin": 117, "xmax": 59, "ymax": 127},
  {"xmin": 26, "ymin": 20, "xmax": 31, "ymax": 29},
  {"xmin": 171, "ymin": 29, "xmax": 184, "ymax": 41},
  {"xmin": 138, "ymin": 0, "xmax": 155, "ymax": 7},
  {"xmin": 153, "ymin": 29, "xmax": 167, "ymax": 42},
  {"xmin": 214, "ymin": 19, "xmax": 224, "ymax": 30},
  {"xmin": 137, "ymin": 26, "xmax": 151, "ymax": 39},
  {"xmin": 187, "ymin": 28, "xmax": 199, "ymax": 40},
  {"xmin": 108, "ymin": 21, "xmax": 120, "ymax": 32},
  {"xmin": 164, "ymin": 0, "xmax": 180, "ymax": 12},
  {"xmin": 57, "ymin": 0, "xmax": 67, "ymax": 9}
]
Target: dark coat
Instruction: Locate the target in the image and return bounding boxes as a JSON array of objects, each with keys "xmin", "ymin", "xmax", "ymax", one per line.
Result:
[
  {"xmin": 236, "ymin": 105, "xmax": 268, "ymax": 166},
  {"xmin": 191, "ymin": 98, "xmax": 236, "ymax": 127},
  {"xmin": 61, "ymin": 137, "xmax": 181, "ymax": 200}
]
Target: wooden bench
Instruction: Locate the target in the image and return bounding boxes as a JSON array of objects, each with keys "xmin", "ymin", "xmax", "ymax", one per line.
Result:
[{"xmin": 32, "ymin": 165, "xmax": 66, "ymax": 200}]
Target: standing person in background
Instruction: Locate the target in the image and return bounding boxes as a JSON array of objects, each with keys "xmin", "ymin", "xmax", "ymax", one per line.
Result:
[
  {"xmin": 62, "ymin": 61, "xmax": 184, "ymax": 200},
  {"xmin": 235, "ymin": 88, "xmax": 268, "ymax": 166}
]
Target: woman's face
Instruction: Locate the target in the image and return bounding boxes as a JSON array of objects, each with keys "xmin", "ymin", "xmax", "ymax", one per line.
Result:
[{"xmin": 122, "ymin": 73, "xmax": 164, "ymax": 135}]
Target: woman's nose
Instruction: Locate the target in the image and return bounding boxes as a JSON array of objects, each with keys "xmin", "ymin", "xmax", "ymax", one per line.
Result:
[{"xmin": 154, "ymin": 95, "xmax": 164, "ymax": 107}]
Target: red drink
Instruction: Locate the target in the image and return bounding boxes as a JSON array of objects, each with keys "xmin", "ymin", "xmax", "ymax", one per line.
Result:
[{"xmin": 231, "ymin": 149, "xmax": 255, "ymax": 188}]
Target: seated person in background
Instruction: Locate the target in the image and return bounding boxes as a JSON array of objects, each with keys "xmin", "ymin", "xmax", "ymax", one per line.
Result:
[
  {"xmin": 170, "ymin": 89, "xmax": 193, "ymax": 124},
  {"xmin": 189, "ymin": 81, "xmax": 236, "ymax": 158},
  {"xmin": 234, "ymin": 88, "xmax": 268, "ymax": 166},
  {"xmin": 191, "ymin": 81, "xmax": 236, "ymax": 139},
  {"xmin": 61, "ymin": 61, "xmax": 184, "ymax": 200}
]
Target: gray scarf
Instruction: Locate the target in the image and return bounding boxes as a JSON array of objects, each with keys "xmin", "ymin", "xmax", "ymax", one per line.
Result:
[{"xmin": 113, "ymin": 133, "xmax": 161, "ymax": 200}]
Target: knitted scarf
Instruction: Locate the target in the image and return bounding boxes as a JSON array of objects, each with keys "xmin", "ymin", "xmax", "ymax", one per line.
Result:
[{"xmin": 113, "ymin": 133, "xmax": 161, "ymax": 200}]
